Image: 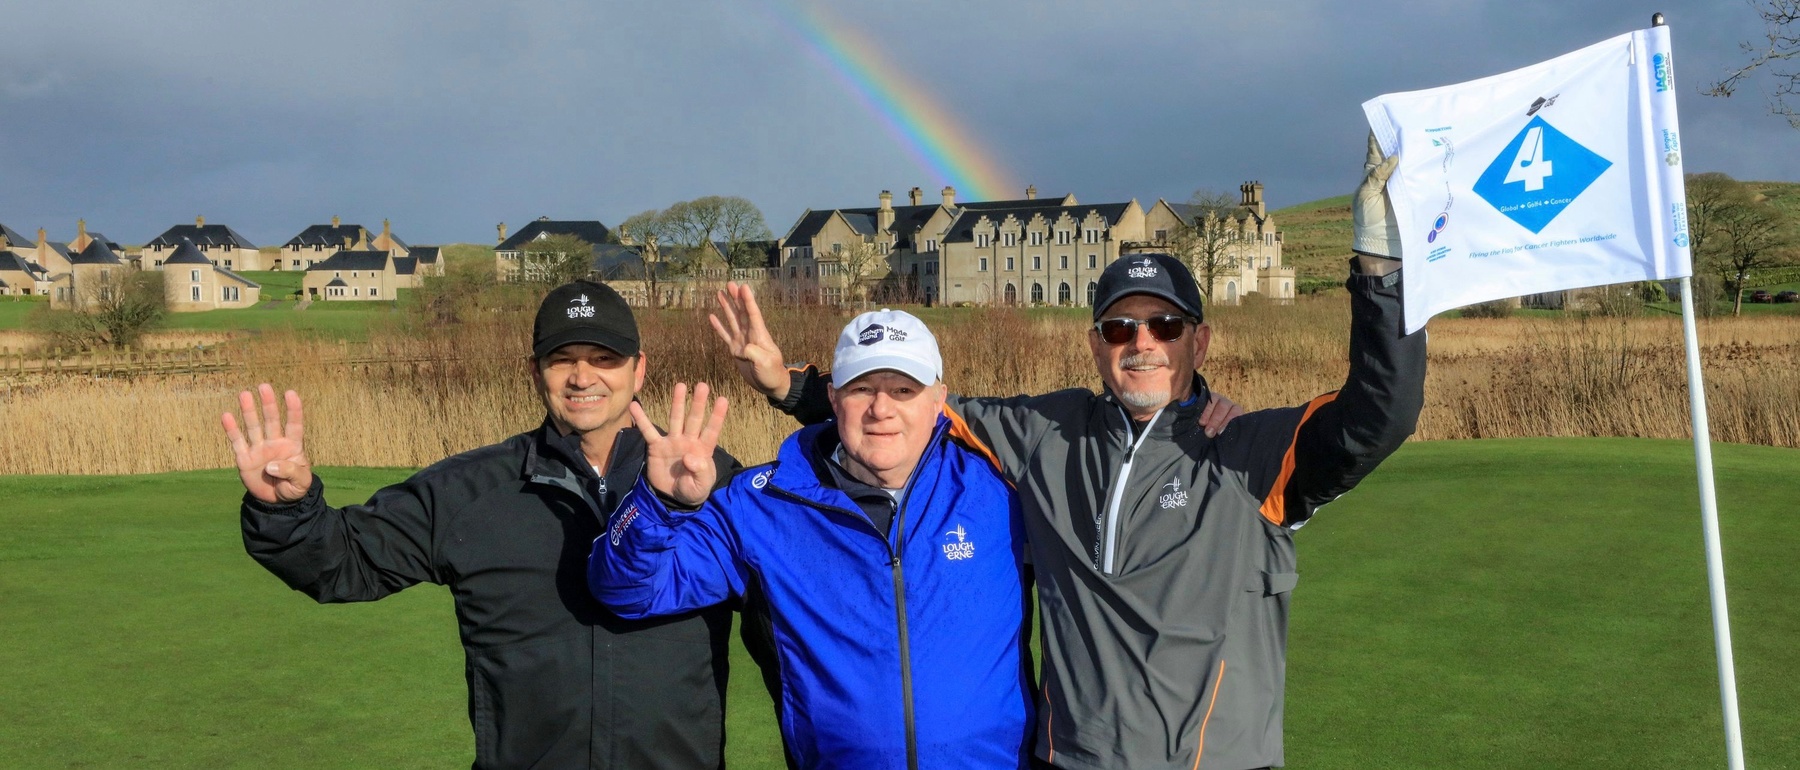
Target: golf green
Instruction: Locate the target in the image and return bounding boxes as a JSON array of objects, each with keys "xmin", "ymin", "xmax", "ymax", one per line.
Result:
[{"xmin": 0, "ymin": 438, "xmax": 1792, "ymax": 768}]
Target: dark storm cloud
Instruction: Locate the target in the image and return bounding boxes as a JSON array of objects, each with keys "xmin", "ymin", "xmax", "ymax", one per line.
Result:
[{"xmin": 0, "ymin": 0, "xmax": 1791, "ymax": 245}]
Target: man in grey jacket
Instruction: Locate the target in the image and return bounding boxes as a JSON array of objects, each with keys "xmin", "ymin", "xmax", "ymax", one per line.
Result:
[{"xmin": 714, "ymin": 135, "xmax": 1424, "ymax": 770}]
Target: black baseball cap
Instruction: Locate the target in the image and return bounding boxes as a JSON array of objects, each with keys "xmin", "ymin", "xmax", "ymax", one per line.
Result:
[
  {"xmin": 1091, "ymin": 253, "xmax": 1205, "ymax": 322},
  {"xmin": 532, "ymin": 280, "xmax": 640, "ymax": 359}
]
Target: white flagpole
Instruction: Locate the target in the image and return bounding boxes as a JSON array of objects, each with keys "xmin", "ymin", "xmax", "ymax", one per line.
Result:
[{"xmin": 1676, "ymin": 275, "xmax": 1745, "ymax": 770}]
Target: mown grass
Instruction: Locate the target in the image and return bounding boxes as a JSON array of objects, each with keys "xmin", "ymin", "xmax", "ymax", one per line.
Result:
[{"xmin": 0, "ymin": 438, "xmax": 1793, "ymax": 768}]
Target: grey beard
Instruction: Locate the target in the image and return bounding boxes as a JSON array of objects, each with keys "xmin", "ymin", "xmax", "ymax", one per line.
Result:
[{"xmin": 1117, "ymin": 388, "xmax": 1171, "ymax": 410}]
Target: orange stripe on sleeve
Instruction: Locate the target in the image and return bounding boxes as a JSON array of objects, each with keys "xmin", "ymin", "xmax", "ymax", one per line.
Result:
[
  {"xmin": 1192, "ymin": 659, "xmax": 1226, "ymax": 770},
  {"xmin": 1258, "ymin": 392, "xmax": 1338, "ymax": 527},
  {"xmin": 942, "ymin": 405, "xmax": 1006, "ymax": 479},
  {"xmin": 1041, "ymin": 681, "xmax": 1055, "ymax": 763}
]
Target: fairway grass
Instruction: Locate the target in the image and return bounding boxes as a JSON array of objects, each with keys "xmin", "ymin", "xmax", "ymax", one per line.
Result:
[{"xmin": 1, "ymin": 439, "xmax": 1794, "ymax": 768}]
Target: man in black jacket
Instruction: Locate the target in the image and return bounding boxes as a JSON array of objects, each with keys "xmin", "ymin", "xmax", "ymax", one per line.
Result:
[{"xmin": 222, "ymin": 280, "xmax": 758, "ymax": 770}]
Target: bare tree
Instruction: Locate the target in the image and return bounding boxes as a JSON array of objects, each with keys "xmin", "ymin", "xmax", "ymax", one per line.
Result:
[
  {"xmin": 519, "ymin": 234, "xmax": 596, "ymax": 286},
  {"xmin": 1709, "ymin": 194, "xmax": 1796, "ymax": 315},
  {"xmin": 716, "ymin": 197, "xmax": 775, "ymax": 268},
  {"xmin": 1707, "ymin": 0, "xmax": 1800, "ymax": 128},
  {"xmin": 832, "ymin": 241, "xmax": 886, "ymax": 309},
  {"xmin": 1165, "ymin": 190, "xmax": 1242, "ymax": 306},
  {"xmin": 36, "ymin": 270, "xmax": 166, "ymax": 348}
]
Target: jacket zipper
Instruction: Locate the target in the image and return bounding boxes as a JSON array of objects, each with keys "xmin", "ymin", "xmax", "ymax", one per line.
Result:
[
  {"xmin": 767, "ymin": 421, "xmax": 946, "ymax": 770},
  {"xmin": 1097, "ymin": 405, "xmax": 1163, "ymax": 575}
]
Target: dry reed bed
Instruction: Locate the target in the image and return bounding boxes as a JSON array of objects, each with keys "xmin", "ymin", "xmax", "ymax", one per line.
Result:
[{"xmin": 2, "ymin": 299, "xmax": 1796, "ymax": 475}]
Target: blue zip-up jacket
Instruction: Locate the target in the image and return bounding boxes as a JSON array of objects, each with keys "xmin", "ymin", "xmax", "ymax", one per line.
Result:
[{"xmin": 589, "ymin": 415, "xmax": 1033, "ymax": 770}]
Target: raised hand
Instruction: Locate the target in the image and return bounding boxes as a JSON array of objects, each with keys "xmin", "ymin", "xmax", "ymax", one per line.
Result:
[
  {"xmin": 629, "ymin": 382, "xmax": 729, "ymax": 508},
  {"xmin": 1199, "ymin": 392, "xmax": 1245, "ymax": 438},
  {"xmin": 222, "ymin": 384, "xmax": 313, "ymax": 504},
  {"xmin": 709, "ymin": 282, "xmax": 791, "ymax": 401}
]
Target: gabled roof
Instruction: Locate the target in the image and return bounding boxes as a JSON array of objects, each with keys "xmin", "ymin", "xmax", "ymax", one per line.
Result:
[
  {"xmin": 216, "ymin": 268, "xmax": 260, "ymax": 289},
  {"xmin": 83, "ymin": 231, "xmax": 124, "ymax": 251},
  {"xmin": 148, "ymin": 223, "xmax": 257, "ymax": 249},
  {"xmin": 69, "ymin": 239, "xmax": 124, "ymax": 265},
  {"xmin": 0, "ymin": 223, "xmax": 31, "ymax": 247},
  {"xmin": 410, "ymin": 246, "xmax": 440, "ymax": 264},
  {"xmin": 306, "ymin": 250, "xmax": 391, "ymax": 272},
  {"xmin": 955, "ymin": 195, "xmax": 1074, "ymax": 211},
  {"xmin": 941, "ymin": 202, "xmax": 1137, "ymax": 244},
  {"xmin": 0, "ymin": 252, "xmax": 37, "ymax": 274},
  {"xmin": 285, "ymin": 223, "xmax": 366, "ymax": 248},
  {"xmin": 497, "ymin": 218, "xmax": 611, "ymax": 252},
  {"xmin": 162, "ymin": 238, "xmax": 211, "ymax": 265},
  {"xmin": 591, "ymin": 243, "xmax": 652, "ymax": 281},
  {"xmin": 46, "ymin": 242, "xmax": 71, "ymax": 259},
  {"xmin": 325, "ymin": 278, "xmax": 348, "ymax": 287},
  {"xmin": 1166, "ymin": 201, "xmax": 1268, "ymax": 227},
  {"xmin": 393, "ymin": 257, "xmax": 417, "ymax": 276}
]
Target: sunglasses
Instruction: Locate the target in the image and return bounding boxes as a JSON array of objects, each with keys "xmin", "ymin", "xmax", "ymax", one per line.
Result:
[{"xmin": 1093, "ymin": 314, "xmax": 1195, "ymax": 344}]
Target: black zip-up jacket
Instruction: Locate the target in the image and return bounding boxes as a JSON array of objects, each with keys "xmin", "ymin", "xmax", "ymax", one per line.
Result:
[{"xmin": 241, "ymin": 420, "xmax": 750, "ymax": 770}]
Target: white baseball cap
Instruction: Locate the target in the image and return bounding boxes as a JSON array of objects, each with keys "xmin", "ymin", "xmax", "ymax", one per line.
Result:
[{"xmin": 831, "ymin": 309, "xmax": 943, "ymax": 388}]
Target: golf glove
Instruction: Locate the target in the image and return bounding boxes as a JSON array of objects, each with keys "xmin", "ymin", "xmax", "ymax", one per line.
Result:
[{"xmin": 1352, "ymin": 132, "xmax": 1402, "ymax": 260}]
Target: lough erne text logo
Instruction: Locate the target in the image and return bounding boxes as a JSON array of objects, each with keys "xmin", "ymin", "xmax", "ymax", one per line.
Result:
[
  {"xmin": 609, "ymin": 503, "xmax": 640, "ymax": 546},
  {"xmin": 568, "ymin": 293, "xmax": 595, "ymax": 319},
  {"xmin": 941, "ymin": 523, "xmax": 975, "ymax": 561},
  {"xmin": 1653, "ymin": 52, "xmax": 1672, "ymax": 93},
  {"xmin": 1126, "ymin": 257, "xmax": 1157, "ymax": 279},
  {"xmin": 1472, "ymin": 116, "xmax": 1612, "ymax": 234},
  {"xmin": 1158, "ymin": 477, "xmax": 1190, "ymax": 510}
]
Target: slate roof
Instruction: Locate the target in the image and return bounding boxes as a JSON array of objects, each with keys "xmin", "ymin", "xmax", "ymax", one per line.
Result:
[
  {"xmin": 284, "ymin": 223, "xmax": 367, "ymax": 248},
  {"xmin": 216, "ymin": 268, "xmax": 260, "ymax": 289},
  {"xmin": 0, "ymin": 223, "xmax": 32, "ymax": 247},
  {"xmin": 305, "ymin": 250, "xmax": 392, "ymax": 272},
  {"xmin": 147, "ymin": 223, "xmax": 257, "ymax": 249},
  {"xmin": 941, "ymin": 202, "xmax": 1136, "ymax": 244},
  {"xmin": 69, "ymin": 239, "xmax": 124, "ymax": 265},
  {"xmin": 410, "ymin": 246, "xmax": 440, "ymax": 264},
  {"xmin": 325, "ymin": 278, "xmax": 348, "ymax": 288},
  {"xmin": 497, "ymin": 218, "xmax": 612, "ymax": 252},
  {"xmin": 161, "ymin": 238, "xmax": 212, "ymax": 265},
  {"xmin": 1167, "ymin": 201, "xmax": 1266, "ymax": 227},
  {"xmin": 0, "ymin": 252, "xmax": 39, "ymax": 274},
  {"xmin": 83, "ymin": 232, "xmax": 124, "ymax": 252},
  {"xmin": 394, "ymin": 257, "xmax": 418, "ymax": 276},
  {"xmin": 781, "ymin": 204, "xmax": 948, "ymax": 249}
]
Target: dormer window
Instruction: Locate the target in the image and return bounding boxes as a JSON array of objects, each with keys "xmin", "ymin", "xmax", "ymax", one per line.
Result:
[
  {"xmin": 1057, "ymin": 230, "xmax": 1071, "ymax": 245},
  {"xmin": 976, "ymin": 233, "xmax": 990, "ymax": 248},
  {"xmin": 1029, "ymin": 231, "xmax": 1043, "ymax": 246},
  {"xmin": 1002, "ymin": 232, "xmax": 1016, "ymax": 247}
]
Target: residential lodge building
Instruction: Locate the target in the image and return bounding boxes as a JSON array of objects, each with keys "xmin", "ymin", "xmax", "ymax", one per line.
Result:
[
  {"xmin": 302, "ymin": 249, "xmax": 421, "ymax": 301},
  {"xmin": 142, "ymin": 216, "xmax": 261, "ymax": 271},
  {"xmin": 162, "ymin": 238, "xmax": 261, "ymax": 311}
]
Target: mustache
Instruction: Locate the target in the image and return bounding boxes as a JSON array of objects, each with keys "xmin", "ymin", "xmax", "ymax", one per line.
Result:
[{"xmin": 1119, "ymin": 352, "xmax": 1169, "ymax": 369}]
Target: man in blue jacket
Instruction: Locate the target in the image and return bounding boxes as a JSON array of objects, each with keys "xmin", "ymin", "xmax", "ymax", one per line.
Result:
[{"xmin": 589, "ymin": 310, "xmax": 1035, "ymax": 770}]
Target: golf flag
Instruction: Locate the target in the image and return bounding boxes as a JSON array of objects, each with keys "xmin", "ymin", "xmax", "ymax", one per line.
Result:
[{"xmin": 1364, "ymin": 24, "xmax": 1691, "ymax": 333}]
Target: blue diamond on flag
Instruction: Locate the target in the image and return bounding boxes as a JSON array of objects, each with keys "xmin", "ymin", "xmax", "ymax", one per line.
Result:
[{"xmin": 1472, "ymin": 116, "xmax": 1612, "ymax": 234}]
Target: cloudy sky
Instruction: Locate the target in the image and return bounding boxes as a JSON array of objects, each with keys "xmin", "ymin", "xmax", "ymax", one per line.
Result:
[{"xmin": 3, "ymin": 0, "xmax": 1795, "ymax": 247}]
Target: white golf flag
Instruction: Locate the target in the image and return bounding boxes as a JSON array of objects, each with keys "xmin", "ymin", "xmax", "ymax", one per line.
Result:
[{"xmin": 1364, "ymin": 25, "xmax": 1692, "ymax": 333}]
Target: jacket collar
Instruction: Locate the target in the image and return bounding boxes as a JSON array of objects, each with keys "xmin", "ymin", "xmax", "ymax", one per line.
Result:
[
  {"xmin": 1100, "ymin": 372, "xmax": 1214, "ymax": 439},
  {"xmin": 769, "ymin": 415, "xmax": 953, "ymax": 504}
]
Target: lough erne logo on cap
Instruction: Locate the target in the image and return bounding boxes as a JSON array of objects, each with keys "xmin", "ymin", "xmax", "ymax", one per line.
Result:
[
  {"xmin": 1127, "ymin": 257, "xmax": 1158, "ymax": 279},
  {"xmin": 568, "ymin": 294, "xmax": 595, "ymax": 319}
]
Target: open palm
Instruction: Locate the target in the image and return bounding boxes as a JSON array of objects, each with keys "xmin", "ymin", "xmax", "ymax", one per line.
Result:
[
  {"xmin": 631, "ymin": 382, "xmax": 729, "ymax": 508},
  {"xmin": 221, "ymin": 384, "xmax": 313, "ymax": 504},
  {"xmin": 710, "ymin": 282, "xmax": 791, "ymax": 400}
]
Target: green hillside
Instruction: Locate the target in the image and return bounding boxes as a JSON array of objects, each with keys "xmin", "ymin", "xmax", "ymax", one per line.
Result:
[{"xmin": 1, "ymin": 438, "xmax": 1794, "ymax": 768}]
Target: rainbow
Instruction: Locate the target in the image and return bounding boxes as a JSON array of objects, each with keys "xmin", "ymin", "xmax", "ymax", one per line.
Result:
[{"xmin": 760, "ymin": 0, "xmax": 1017, "ymax": 203}]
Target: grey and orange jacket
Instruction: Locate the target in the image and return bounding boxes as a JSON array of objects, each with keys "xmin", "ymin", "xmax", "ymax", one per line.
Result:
[{"xmin": 777, "ymin": 263, "xmax": 1426, "ymax": 770}]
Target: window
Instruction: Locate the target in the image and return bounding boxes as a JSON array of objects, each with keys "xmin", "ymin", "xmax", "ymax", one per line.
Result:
[
  {"xmin": 1084, "ymin": 228, "xmax": 1100, "ymax": 244},
  {"xmin": 924, "ymin": 239, "xmax": 936, "ymax": 252},
  {"xmin": 978, "ymin": 257, "xmax": 988, "ymax": 272},
  {"xmin": 1002, "ymin": 232, "xmax": 1016, "ymax": 247},
  {"xmin": 1057, "ymin": 230, "xmax": 1071, "ymax": 245},
  {"xmin": 1031, "ymin": 256, "xmax": 1041, "ymax": 271},
  {"xmin": 1154, "ymin": 229, "xmax": 1168, "ymax": 242},
  {"xmin": 352, "ymin": 287, "xmax": 360, "ymax": 297},
  {"xmin": 1030, "ymin": 231, "xmax": 1043, "ymax": 246},
  {"xmin": 154, "ymin": 244, "xmax": 163, "ymax": 252},
  {"xmin": 1030, "ymin": 283, "xmax": 1044, "ymax": 303},
  {"xmin": 154, "ymin": 260, "xmax": 163, "ymax": 267},
  {"xmin": 976, "ymin": 233, "xmax": 990, "ymax": 248},
  {"xmin": 1087, "ymin": 254, "xmax": 1097, "ymax": 269},
  {"xmin": 291, "ymin": 259, "xmax": 301, "ymax": 268},
  {"xmin": 224, "ymin": 243, "xmax": 233, "ymax": 252},
  {"xmin": 221, "ymin": 286, "xmax": 239, "ymax": 302},
  {"xmin": 1086, "ymin": 281, "xmax": 1098, "ymax": 306},
  {"xmin": 351, "ymin": 271, "xmax": 359, "ymax": 278},
  {"xmin": 925, "ymin": 261, "xmax": 937, "ymax": 275},
  {"xmin": 1004, "ymin": 283, "xmax": 1017, "ymax": 305},
  {"xmin": 190, "ymin": 270, "xmax": 200, "ymax": 282},
  {"xmin": 370, "ymin": 288, "xmax": 379, "ymax": 298},
  {"xmin": 1058, "ymin": 282, "xmax": 1071, "ymax": 305},
  {"xmin": 1059, "ymin": 255, "xmax": 1069, "ymax": 270},
  {"xmin": 190, "ymin": 286, "xmax": 201, "ymax": 302},
  {"xmin": 789, "ymin": 266, "xmax": 797, "ymax": 278},
  {"xmin": 224, "ymin": 259, "xmax": 232, "ymax": 268},
  {"xmin": 290, "ymin": 244, "xmax": 299, "ymax": 252},
  {"xmin": 1005, "ymin": 257, "xmax": 1015, "ymax": 271},
  {"xmin": 314, "ymin": 244, "xmax": 323, "ymax": 252},
  {"xmin": 334, "ymin": 271, "xmax": 341, "ymax": 278}
]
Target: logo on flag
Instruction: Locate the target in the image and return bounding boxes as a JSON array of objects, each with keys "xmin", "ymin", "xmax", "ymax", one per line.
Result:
[{"xmin": 1472, "ymin": 116, "xmax": 1613, "ymax": 234}]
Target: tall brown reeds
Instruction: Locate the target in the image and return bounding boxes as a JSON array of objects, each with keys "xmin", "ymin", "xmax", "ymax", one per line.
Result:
[{"xmin": 2, "ymin": 296, "xmax": 1796, "ymax": 475}]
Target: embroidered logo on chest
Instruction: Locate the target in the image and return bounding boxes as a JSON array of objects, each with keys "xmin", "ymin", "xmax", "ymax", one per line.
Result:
[
  {"xmin": 941, "ymin": 523, "xmax": 976, "ymax": 561},
  {"xmin": 1158, "ymin": 476, "xmax": 1190, "ymax": 510},
  {"xmin": 609, "ymin": 502, "xmax": 640, "ymax": 546}
]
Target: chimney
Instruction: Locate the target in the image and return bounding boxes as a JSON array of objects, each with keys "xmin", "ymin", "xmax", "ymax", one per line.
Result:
[
  {"xmin": 941, "ymin": 186, "xmax": 956, "ymax": 207},
  {"xmin": 332, "ymin": 215, "xmax": 340, "ymax": 227},
  {"xmin": 78, "ymin": 218, "xmax": 87, "ymax": 238},
  {"xmin": 909, "ymin": 187, "xmax": 923, "ymax": 206},
  {"xmin": 196, "ymin": 215, "xmax": 205, "ymax": 227},
  {"xmin": 877, "ymin": 190, "xmax": 894, "ymax": 231},
  {"xmin": 497, "ymin": 222, "xmax": 508, "ymax": 244},
  {"xmin": 1246, "ymin": 181, "xmax": 1265, "ymax": 217},
  {"xmin": 1026, "ymin": 185, "xmax": 1037, "ymax": 200},
  {"xmin": 343, "ymin": 236, "xmax": 353, "ymax": 250},
  {"xmin": 37, "ymin": 227, "xmax": 46, "ymax": 246}
]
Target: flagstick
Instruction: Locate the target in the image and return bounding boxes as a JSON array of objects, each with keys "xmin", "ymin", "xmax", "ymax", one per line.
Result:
[{"xmin": 1677, "ymin": 276, "xmax": 1745, "ymax": 770}]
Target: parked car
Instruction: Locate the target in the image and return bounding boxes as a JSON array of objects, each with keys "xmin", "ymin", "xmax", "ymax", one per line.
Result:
[
  {"xmin": 1775, "ymin": 290, "xmax": 1800, "ymax": 304},
  {"xmin": 1749, "ymin": 290, "xmax": 1773, "ymax": 303}
]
